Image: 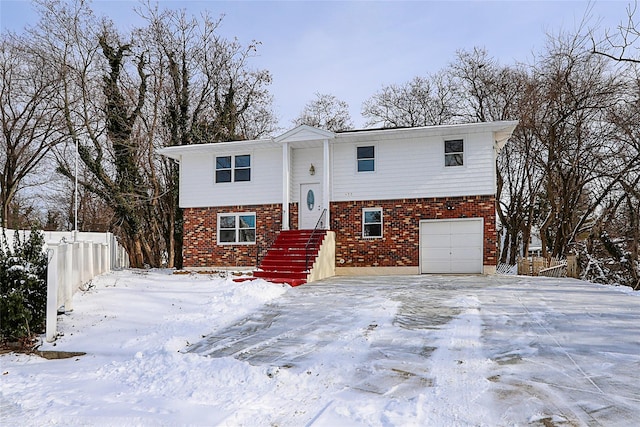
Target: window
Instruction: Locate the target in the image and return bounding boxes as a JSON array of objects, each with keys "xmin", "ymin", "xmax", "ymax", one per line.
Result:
[
  {"xmin": 234, "ymin": 155, "xmax": 251, "ymax": 181},
  {"xmin": 444, "ymin": 139, "xmax": 464, "ymax": 167},
  {"xmin": 357, "ymin": 146, "xmax": 375, "ymax": 172},
  {"xmin": 216, "ymin": 156, "xmax": 232, "ymax": 182},
  {"xmin": 363, "ymin": 208, "xmax": 382, "ymax": 238},
  {"xmin": 218, "ymin": 213, "xmax": 256, "ymax": 244},
  {"xmin": 216, "ymin": 154, "xmax": 251, "ymax": 183}
]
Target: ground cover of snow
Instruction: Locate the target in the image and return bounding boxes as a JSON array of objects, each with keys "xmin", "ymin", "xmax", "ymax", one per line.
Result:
[{"xmin": 1, "ymin": 270, "xmax": 638, "ymax": 426}]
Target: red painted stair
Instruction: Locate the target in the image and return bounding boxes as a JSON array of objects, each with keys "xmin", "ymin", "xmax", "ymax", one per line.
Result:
[{"xmin": 252, "ymin": 230, "xmax": 327, "ymax": 286}]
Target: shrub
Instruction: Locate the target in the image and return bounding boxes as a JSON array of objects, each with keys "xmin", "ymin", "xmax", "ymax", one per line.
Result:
[{"xmin": 0, "ymin": 229, "xmax": 48, "ymax": 343}]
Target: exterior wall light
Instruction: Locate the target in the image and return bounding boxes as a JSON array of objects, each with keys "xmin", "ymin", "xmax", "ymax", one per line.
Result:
[{"xmin": 309, "ymin": 164, "xmax": 315, "ymax": 175}]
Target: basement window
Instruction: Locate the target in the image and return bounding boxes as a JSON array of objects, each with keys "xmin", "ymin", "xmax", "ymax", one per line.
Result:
[
  {"xmin": 363, "ymin": 208, "xmax": 383, "ymax": 238},
  {"xmin": 218, "ymin": 213, "xmax": 256, "ymax": 244}
]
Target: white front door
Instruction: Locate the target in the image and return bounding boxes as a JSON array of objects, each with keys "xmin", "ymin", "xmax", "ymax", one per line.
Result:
[{"xmin": 299, "ymin": 183, "xmax": 323, "ymax": 229}]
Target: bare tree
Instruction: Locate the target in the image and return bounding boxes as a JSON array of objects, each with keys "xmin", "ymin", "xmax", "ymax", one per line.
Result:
[
  {"xmin": 18, "ymin": 0, "xmax": 278, "ymax": 268},
  {"xmin": 450, "ymin": 47, "xmax": 524, "ymax": 123},
  {"xmin": 526, "ymin": 32, "xmax": 626, "ymax": 258},
  {"xmin": 293, "ymin": 92, "xmax": 353, "ymax": 131},
  {"xmin": 449, "ymin": 48, "xmax": 541, "ymax": 263},
  {"xmin": 0, "ymin": 32, "xmax": 64, "ymax": 228},
  {"xmin": 591, "ymin": 1, "xmax": 640, "ymax": 64},
  {"xmin": 362, "ymin": 73, "xmax": 458, "ymax": 128},
  {"xmin": 28, "ymin": 0, "xmax": 153, "ymax": 266},
  {"xmin": 137, "ymin": 4, "xmax": 277, "ymax": 267}
]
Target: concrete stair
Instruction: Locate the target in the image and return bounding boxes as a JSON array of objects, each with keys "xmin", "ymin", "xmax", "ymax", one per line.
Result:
[{"xmin": 252, "ymin": 230, "xmax": 327, "ymax": 286}]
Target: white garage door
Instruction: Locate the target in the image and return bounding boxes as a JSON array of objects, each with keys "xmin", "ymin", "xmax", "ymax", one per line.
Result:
[{"xmin": 420, "ymin": 218, "xmax": 483, "ymax": 274}]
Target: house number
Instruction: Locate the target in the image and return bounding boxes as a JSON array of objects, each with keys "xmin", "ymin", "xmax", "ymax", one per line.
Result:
[{"xmin": 306, "ymin": 190, "xmax": 315, "ymax": 211}]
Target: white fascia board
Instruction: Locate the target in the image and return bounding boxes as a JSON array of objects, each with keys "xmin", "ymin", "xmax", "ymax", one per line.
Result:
[
  {"xmin": 334, "ymin": 120, "xmax": 519, "ymax": 144},
  {"xmin": 493, "ymin": 121, "xmax": 519, "ymax": 151},
  {"xmin": 157, "ymin": 138, "xmax": 279, "ymax": 160}
]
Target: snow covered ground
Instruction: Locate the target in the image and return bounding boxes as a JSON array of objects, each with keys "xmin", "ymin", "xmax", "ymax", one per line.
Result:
[{"xmin": 1, "ymin": 270, "xmax": 639, "ymax": 426}]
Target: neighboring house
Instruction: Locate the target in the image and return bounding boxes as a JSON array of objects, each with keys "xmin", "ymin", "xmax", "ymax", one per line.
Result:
[{"xmin": 159, "ymin": 121, "xmax": 517, "ymax": 277}]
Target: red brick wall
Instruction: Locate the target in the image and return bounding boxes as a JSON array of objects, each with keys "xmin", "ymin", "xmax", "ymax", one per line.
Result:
[
  {"xmin": 183, "ymin": 195, "xmax": 497, "ymax": 269},
  {"xmin": 289, "ymin": 203, "xmax": 299, "ymax": 230},
  {"xmin": 330, "ymin": 196, "xmax": 497, "ymax": 268},
  {"xmin": 183, "ymin": 204, "xmax": 282, "ymax": 267}
]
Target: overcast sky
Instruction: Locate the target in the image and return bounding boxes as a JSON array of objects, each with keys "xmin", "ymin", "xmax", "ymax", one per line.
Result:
[{"xmin": 0, "ymin": 0, "xmax": 630, "ymax": 130}]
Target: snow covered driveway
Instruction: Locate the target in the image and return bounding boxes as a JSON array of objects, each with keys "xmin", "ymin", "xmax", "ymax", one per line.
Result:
[{"xmin": 1, "ymin": 271, "xmax": 639, "ymax": 426}]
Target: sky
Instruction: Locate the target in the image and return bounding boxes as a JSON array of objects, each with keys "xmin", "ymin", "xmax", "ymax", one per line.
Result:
[{"xmin": 0, "ymin": 0, "xmax": 631, "ymax": 130}]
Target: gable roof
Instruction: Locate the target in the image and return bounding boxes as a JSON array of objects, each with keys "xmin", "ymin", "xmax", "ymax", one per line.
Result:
[
  {"xmin": 158, "ymin": 121, "xmax": 518, "ymax": 160},
  {"xmin": 274, "ymin": 125, "xmax": 335, "ymax": 143}
]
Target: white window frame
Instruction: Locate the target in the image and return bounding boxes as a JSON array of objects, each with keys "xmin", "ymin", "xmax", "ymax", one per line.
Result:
[
  {"xmin": 215, "ymin": 154, "xmax": 251, "ymax": 183},
  {"xmin": 356, "ymin": 145, "xmax": 376, "ymax": 173},
  {"xmin": 362, "ymin": 207, "xmax": 383, "ymax": 239},
  {"xmin": 444, "ymin": 139, "xmax": 464, "ymax": 167},
  {"xmin": 234, "ymin": 154, "xmax": 251, "ymax": 182},
  {"xmin": 217, "ymin": 212, "xmax": 256, "ymax": 245}
]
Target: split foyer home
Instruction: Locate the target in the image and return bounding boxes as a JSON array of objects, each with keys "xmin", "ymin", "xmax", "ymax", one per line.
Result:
[{"xmin": 159, "ymin": 120, "xmax": 518, "ymax": 284}]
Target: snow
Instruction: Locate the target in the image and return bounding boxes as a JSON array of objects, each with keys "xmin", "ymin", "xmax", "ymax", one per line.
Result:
[{"xmin": 1, "ymin": 270, "xmax": 639, "ymax": 426}]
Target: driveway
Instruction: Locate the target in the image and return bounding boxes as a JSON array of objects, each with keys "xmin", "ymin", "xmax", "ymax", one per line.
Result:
[{"xmin": 188, "ymin": 274, "xmax": 640, "ymax": 426}]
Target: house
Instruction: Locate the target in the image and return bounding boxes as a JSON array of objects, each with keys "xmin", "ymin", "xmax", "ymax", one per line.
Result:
[{"xmin": 159, "ymin": 121, "xmax": 518, "ymax": 282}]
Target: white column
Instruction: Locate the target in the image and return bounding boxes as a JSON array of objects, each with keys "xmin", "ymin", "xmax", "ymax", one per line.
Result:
[
  {"xmin": 282, "ymin": 141, "xmax": 290, "ymax": 230},
  {"xmin": 323, "ymin": 138, "xmax": 330, "ymax": 230}
]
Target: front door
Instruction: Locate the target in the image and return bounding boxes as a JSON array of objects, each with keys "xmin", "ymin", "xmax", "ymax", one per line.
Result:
[{"xmin": 299, "ymin": 183, "xmax": 323, "ymax": 229}]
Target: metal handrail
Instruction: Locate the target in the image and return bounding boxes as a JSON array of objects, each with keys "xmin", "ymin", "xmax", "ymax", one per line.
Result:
[{"xmin": 304, "ymin": 209, "xmax": 327, "ymax": 271}]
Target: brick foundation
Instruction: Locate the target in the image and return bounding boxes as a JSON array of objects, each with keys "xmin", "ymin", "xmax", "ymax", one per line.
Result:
[
  {"xmin": 183, "ymin": 195, "xmax": 497, "ymax": 269},
  {"xmin": 183, "ymin": 204, "xmax": 282, "ymax": 268},
  {"xmin": 330, "ymin": 195, "xmax": 497, "ymax": 268}
]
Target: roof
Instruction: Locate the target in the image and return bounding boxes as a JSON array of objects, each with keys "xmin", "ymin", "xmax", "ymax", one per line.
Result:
[{"xmin": 158, "ymin": 121, "xmax": 519, "ymax": 160}]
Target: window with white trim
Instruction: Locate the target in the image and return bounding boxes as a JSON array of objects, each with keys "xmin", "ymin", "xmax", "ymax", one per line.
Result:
[
  {"xmin": 357, "ymin": 146, "xmax": 375, "ymax": 172},
  {"xmin": 218, "ymin": 213, "xmax": 256, "ymax": 244},
  {"xmin": 363, "ymin": 208, "xmax": 383, "ymax": 238},
  {"xmin": 444, "ymin": 139, "xmax": 464, "ymax": 167},
  {"xmin": 216, "ymin": 154, "xmax": 251, "ymax": 183}
]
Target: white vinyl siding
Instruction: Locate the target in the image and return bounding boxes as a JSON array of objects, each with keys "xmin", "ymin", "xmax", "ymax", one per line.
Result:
[
  {"xmin": 290, "ymin": 147, "xmax": 323, "ymax": 203},
  {"xmin": 161, "ymin": 122, "xmax": 515, "ymax": 209},
  {"xmin": 332, "ymin": 130, "xmax": 496, "ymax": 201},
  {"xmin": 179, "ymin": 148, "xmax": 282, "ymax": 207}
]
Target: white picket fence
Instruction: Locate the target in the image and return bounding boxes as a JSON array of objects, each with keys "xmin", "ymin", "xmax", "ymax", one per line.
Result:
[{"xmin": 2, "ymin": 229, "xmax": 129, "ymax": 342}]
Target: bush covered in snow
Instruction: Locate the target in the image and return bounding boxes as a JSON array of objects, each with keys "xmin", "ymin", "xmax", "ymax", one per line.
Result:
[
  {"xmin": 0, "ymin": 229, "xmax": 48, "ymax": 343},
  {"xmin": 577, "ymin": 231, "xmax": 640, "ymax": 290}
]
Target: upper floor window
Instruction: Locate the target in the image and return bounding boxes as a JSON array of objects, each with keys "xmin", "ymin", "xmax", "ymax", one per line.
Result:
[
  {"xmin": 357, "ymin": 146, "xmax": 375, "ymax": 172},
  {"xmin": 444, "ymin": 139, "xmax": 464, "ymax": 167},
  {"xmin": 218, "ymin": 213, "xmax": 256, "ymax": 244},
  {"xmin": 363, "ymin": 207, "xmax": 383, "ymax": 238},
  {"xmin": 216, "ymin": 154, "xmax": 251, "ymax": 183}
]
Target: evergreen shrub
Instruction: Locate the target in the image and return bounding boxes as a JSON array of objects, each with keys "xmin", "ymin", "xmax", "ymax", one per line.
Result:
[{"xmin": 0, "ymin": 229, "xmax": 48, "ymax": 342}]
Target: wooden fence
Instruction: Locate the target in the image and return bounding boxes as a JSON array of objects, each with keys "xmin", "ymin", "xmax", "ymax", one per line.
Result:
[{"xmin": 517, "ymin": 255, "xmax": 578, "ymax": 278}]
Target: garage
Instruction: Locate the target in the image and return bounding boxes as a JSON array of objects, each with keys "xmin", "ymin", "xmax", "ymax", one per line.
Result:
[{"xmin": 420, "ymin": 218, "xmax": 484, "ymax": 274}]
